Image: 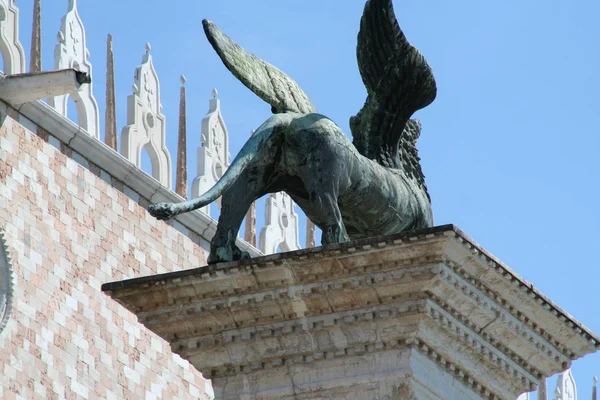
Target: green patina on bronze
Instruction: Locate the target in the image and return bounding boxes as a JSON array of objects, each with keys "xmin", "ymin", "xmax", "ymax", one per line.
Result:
[{"xmin": 149, "ymin": 0, "xmax": 438, "ymax": 264}]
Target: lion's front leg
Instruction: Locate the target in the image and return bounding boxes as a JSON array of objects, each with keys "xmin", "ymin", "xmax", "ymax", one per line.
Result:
[
  {"xmin": 314, "ymin": 192, "xmax": 350, "ymax": 245},
  {"xmin": 322, "ymin": 221, "xmax": 350, "ymax": 244},
  {"xmin": 208, "ymin": 229, "xmax": 251, "ymax": 264}
]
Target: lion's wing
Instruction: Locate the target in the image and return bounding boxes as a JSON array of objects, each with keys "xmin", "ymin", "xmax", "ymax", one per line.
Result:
[
  {"xmin": 350, "ymin": 0, "xmax": 437, "ymax": 168},
  {"xmin": 203, "ymin": 20, "xmax": 316, "ymax": 114}
]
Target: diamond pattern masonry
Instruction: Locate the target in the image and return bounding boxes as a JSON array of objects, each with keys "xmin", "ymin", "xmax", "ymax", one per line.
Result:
[{"xmin": 0, "ymin": 104, "xmax": 212, "ymax": 399}]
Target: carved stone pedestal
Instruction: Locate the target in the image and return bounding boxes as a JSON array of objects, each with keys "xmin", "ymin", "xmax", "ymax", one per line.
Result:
[{"xmin": 103, "ymin": 225, "xmax": 599, "ymax": 400}]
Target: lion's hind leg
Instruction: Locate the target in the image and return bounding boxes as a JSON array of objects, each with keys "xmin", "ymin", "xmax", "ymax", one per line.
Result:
[
  {"xmin": 299, "ymin": 151, "xmax": 351, "ymax": 245},
  {"xmin": 289, "ymin": 118, "xmax": 353, "ymax": 246}
]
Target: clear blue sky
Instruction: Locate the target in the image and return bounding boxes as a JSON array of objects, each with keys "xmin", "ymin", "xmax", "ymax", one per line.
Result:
[{"xmin": 18, "ymin": 0, "xmax": 600, "ymax": 396}]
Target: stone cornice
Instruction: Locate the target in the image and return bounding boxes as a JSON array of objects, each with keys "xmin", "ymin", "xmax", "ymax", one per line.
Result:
[
  {"xmin": 176, "ymin": 297, "xmax": 535, "ymax": 399},
  {"xmin": 198, "ymin": 336, "xmax": 514, "ymax": 400},
  {"xmin": 8, "ymin": 99, "xmax": 260, "ymax": 257},
  {"xmin": 433, "ymin": 264, "xmax": 571, "ymax": 375},
  {"xmin": 103, "ymin": 225, "xmax": 599, "ymax": 351},
  {"xmin": 442, "ymin": 232, "xmax": 598, "ymax": 363},
  {"xmin": 104, "ymin": 224, "xmax": 599, "ymax": 398},
  {"xmin": 176, "ymin": 295, "xmax": 539, "ymax": 385},
  {"xmin": 445, "ymin": 229, "xmax": 598, "ymax": 347},
  {"xmin": 411, "ymin": 338, "xmax": 505, "ymax": 399}
]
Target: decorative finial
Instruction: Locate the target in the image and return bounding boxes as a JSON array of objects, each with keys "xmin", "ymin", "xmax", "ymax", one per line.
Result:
[
  {"xmin": 180, "ymin": 75, "xmax": 186, "ymax": 85},
  {"xmin": 175, "ymin": 74, "xmax": 188, "ymax": 198},
  {"xmin": 245, "ymin": 201, "xmax": 257, "ymax": 246},
  {"xmin": 68, "ymin": 0, "xmax": 77, "ymax": 11},
  {"xmin": 537, "ymin": 377, "xmax": 548, "ymax": 400},
  {"xmin": 145, "ymin": 42, "xmax": 151, "ymax": 54},
  {"xmin": 594, "ymin": 376, "xmax": 598, "ymax": 385},
  {"xmin": 306, "ymin": 220, "xmax": 316, "ymax": 248},
  {"xmin": 105, "ymin": 33, "xmax": 117, "ymax": 151},
  {"xmin": 212, "ymin": 88, "xmax": 218, "ymax": 98},
  {"xmin": 30, "ymin": 0, "xmax": 42, "ymax": 73}
]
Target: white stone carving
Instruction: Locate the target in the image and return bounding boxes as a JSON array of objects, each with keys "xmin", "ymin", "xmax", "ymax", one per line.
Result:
[
  {"xmin": 0, "ymin": 0, "xmax": 25, "ymax": 74},
  {"xmin": 554, "ymin": 369, "xmax": 577, "ymax": 400},
  {"xmin": 120, "ymin": 43, "xmax": 172, "ymax": 188},
  {"xmin": 259, "ymin": 192, "xmax": 301, "ymax": 254},
  {"xmin": 191, "ymin": 89, "xmax": 230, "ymax": 215},
  {"xmin": 516, "ymin": 393, "xmax": 530, "ymax": 400},
  {"xmin": 48, "ymin": 0, "xmax": 100, "ymax": 138}
]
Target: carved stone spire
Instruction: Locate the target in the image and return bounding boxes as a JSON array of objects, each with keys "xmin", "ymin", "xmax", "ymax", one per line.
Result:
[
  {"xmin": 0, "ymin": 0, "xmax": 26, "ymax": 74},
  {"xmin": 104, "ymin": 34, "xmax": 117, "ymax": 150},
  {"xmin": 553, "ymin": 386, "xmax": 560, "ymax": 400},
  {"xmin": 244, "ymin": 203, "xmax": 256, "ymax": 246},
  {"xmin": 554, "ymin": 368, "xmax": 577, "ymax": 400},
  {"xmin": 306, "ymin": 219, "xmax": 316, "ymax": 248},
  {"xmin": 259, "ymin": 192, "xmax": 301, "ymax": 254},
  {"xmin": 244, "ymin": 130, "xmax": 257, "ymax": 246},
  {"xmin": 175, "ymin": 75, "xmax": 187, "ymax": 198},
  {"xmin": 593, "ymin": 376, "xmax": 598, "ymax": 400},
  {"xmin": 48, "ymin": 0, "xmax": 100, "ymax": 137},
  {"xmin": 191, "ymin": 89, "xmax": 230, "ymax": 215},
  {"xmin": 538, "ymin": 378, "xmax": 547, "ymax": 400},
  {"xmin": 30, "ymin": 0, "xmax": 42, "ymax": 72},
  {"xmin": 120, "ymin": 43, "xmax": 172, "ymax": 188}
]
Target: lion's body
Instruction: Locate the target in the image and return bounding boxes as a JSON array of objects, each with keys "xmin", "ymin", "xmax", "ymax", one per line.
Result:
[
  {"xmin": 148, "ymin": 0, "xmax": 438, "ymax": 264},
  {"xmin": 264, "ymin": 113, "xmax": 433, "ymax": 239},
  {"xmin": 150, "ymin": 112, "xmax": 433, "ymax": 263}
]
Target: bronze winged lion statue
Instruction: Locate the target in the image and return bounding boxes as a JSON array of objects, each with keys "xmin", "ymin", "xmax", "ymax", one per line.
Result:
[{"xmin": 148, "ymin": 0, "xmax": 437, "ymax": 264}]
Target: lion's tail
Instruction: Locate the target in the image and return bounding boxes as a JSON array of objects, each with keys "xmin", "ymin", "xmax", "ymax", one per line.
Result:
[{"xmin": 174, "ymin": 116, "xmax": 283, "ymax": 215}]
